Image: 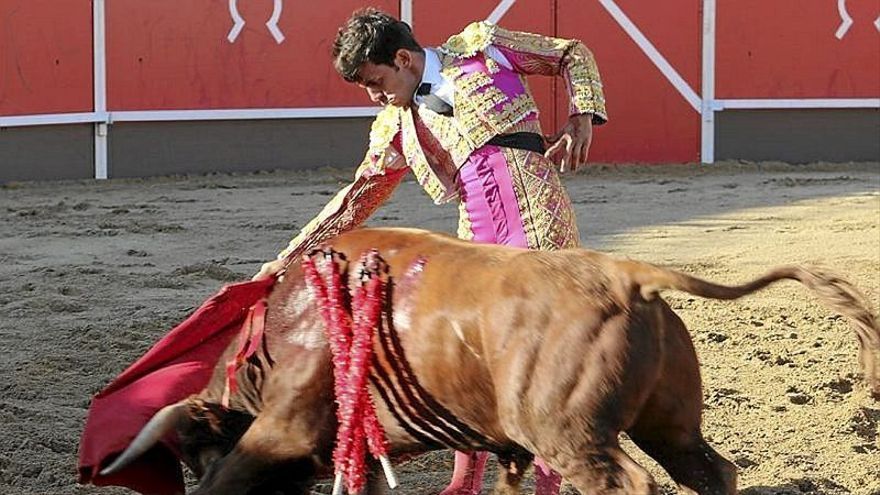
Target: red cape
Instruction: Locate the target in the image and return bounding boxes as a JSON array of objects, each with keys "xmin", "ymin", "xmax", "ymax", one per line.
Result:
[{"xmin": 77, "ymin": 277, "xmax": 276, "ymax": 495}]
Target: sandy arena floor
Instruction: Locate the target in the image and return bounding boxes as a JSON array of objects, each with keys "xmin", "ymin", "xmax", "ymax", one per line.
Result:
[{"xmin": 0, "ymin": 161, "xmax": 877, "ymax": 494}]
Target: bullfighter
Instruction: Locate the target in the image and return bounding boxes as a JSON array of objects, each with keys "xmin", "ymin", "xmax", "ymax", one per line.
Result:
[{"xmin": 254, "ymin": 8, "xmax": 608, "ymax": 495}]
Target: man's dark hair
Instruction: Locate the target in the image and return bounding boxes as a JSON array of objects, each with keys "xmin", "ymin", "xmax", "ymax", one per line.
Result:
[{"xmin": 333, "ymin": 8, "xmax": 423, "ymax": 82}]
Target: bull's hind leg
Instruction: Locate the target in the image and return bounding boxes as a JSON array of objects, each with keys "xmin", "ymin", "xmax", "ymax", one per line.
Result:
[
  {"xmin": 538, "ymin": 440, "xmax": 657, "ymax": 495},
  {"xmin": 628, "ymin": 432, "xmax": 735, "ymax": 495},
  {"xmin": 513, "ymin": 305, "xmax": 666, "ymax": 494},
  {"xmin": 627, "ymin": 304, "xmax": 736, "ymax": 495}
]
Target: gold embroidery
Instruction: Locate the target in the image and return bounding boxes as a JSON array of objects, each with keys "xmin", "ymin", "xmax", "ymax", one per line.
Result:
[
  {"xmin": 419, "ymin": 110, "xmax": 473, "ymax": 165},
  {"xmin": 502, "ymin": 147, "xmax": 580, "ymax": 250},
  {"xmin": 449, "ymin": 95, "xmax": 496, "ymax": 150},
  {"xmin": 473, "ymin": 86, "xmax": 509, "ymax": 114},
  {"xmin": 561, "ymin": 44, "xmax": 607, "ymax": 122},
  {"xmin": 367, "ymin": 106, "xmax": 401, "ymax": 159},
  {"xmin": 439, "ymin": 62, "xmax": 464, "ymax": 81},
  {"xmin": 401, "ymin": 110, "xmax": 450, "ymax": 204},
  {"xmin": 483, "ymin": 93, "xmax": 538, "ymax": 132},
  {"xmin": 439, "ymin": 21, "xmax": 495, "ymax": 58},
  {"xmin": 456, "ymin": 71, "xmax": 495, "ymax": 95},
  {"xmin": 457, "ymin": 201, "xmax": 475, "ymax": 241},
  {"xmin": 490, "ymin": 26, "xmax": 572, "ymax": 58},
  {"xmin": 485, "ymin": 57, "xmax": 501, "ymax": 74}
]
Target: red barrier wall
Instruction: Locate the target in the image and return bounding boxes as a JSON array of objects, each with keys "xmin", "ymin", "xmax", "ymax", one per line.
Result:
[
  {"xmin": 2, "ymin": 1, "xmax": 878, "ymax": 164},
  {"xmin": 558, "ymin": 0, "xmax": 702, "ymax": 162},
  {"xmin": 717, "ymin": 0, "xmax": 880, "ymax": 98},
  {"xmin": 106, "ymin": 0, "xmax": 397, "ymax": 110},
  {"xmin": 0, "ymin": 0, "xmax": 93, "ymax": 116}
]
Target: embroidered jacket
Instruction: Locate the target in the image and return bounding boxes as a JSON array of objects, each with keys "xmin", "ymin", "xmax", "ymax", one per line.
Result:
[{"xmin": 277, "ymin": 22, "xmax": 606, "ymax": 260}]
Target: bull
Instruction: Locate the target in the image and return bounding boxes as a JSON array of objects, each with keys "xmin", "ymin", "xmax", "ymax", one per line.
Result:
[{"xmin": 100, "ymin": 227, "xmax": 879, "ymax": 494}]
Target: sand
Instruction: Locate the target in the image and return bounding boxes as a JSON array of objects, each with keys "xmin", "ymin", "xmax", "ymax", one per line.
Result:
[{"xmin": 0, "ymin": 161, "xmax": 877, "ymax": 494}]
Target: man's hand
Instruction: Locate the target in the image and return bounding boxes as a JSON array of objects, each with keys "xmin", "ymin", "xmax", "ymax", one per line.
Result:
[
  {"xmin": 544, "ymin": 113, "xmax": 594, "ymax": 174},
  {"xmin": 252, "ymin": 258, "xmax": 287, "ymax": 281}
]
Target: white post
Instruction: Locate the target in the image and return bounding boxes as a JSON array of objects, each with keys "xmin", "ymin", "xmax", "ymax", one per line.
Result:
[
  {"xmin": 487, "ymin": 0, "xmax": 517, "ymax": 24},
  {"xmin": 93, "ymin": 0, "xmax": 108, "ymax": 179},
  {"xmin": 700, "ymin": 0, "xmax": 717, "ymax": 164},
  {"xmin": 401, "ymin": 0, "xmax": 412, "ymax": 27}
]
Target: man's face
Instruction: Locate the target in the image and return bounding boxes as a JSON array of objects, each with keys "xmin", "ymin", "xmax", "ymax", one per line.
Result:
[{"xmin": 356, "ymin": 49, "xmax": 420, "ymax": 108}]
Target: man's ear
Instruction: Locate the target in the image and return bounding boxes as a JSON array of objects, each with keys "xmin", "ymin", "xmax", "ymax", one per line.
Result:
[{"xmin": 394, "ymin": 48, "xmax": 413, "ymax": 69}]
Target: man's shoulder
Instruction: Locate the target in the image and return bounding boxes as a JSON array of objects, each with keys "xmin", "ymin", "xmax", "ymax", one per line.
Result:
[{"xmin": 438, "ymin": 21, "xmax": 497, "ymax": 58}]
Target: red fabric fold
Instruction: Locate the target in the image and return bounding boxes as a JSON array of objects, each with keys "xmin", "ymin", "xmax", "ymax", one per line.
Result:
[{"xmin": 78, "ymin": 277, "xmax": 276, "ymax": 495}]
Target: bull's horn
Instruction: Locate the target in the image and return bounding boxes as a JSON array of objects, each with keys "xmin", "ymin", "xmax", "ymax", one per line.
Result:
[{"xmin": 99, "ymin": 401, "xmax": 187, "ymax": 476}]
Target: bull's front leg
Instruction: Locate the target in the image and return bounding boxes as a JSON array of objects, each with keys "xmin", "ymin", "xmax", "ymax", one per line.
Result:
[{"xmin": 492, "ymin": 451, "xmax": 533, "ymax": 495}]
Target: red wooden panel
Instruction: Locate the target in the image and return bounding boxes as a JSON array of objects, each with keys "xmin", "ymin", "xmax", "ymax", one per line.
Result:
[
  {"xmin": 0, "ymin": 0, "xmax": 93, "ymax": 117},
  {"xmin": 717, "ymin": 0, "xmax": 880, "ymax": 98},
  {"xmin": 557, "ymin": 0, "xmax": 701, "ymax": 163},
  {"xmin": 106, "ymin": 0, "xmax": 398, "ymax": 110},
  {"xmin": 411, "ymin": 0, "xmax": 557, "ymax": 133}
]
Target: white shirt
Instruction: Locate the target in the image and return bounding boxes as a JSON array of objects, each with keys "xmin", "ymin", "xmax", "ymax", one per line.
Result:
[{"xmin": 414, "ymin": 47, "xmax": 513, "ymax": 109}]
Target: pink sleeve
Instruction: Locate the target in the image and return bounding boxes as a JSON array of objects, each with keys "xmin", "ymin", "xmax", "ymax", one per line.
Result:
[{"xmin": 490, "ymin": 28, "xmax": 607, "ymax": 123}]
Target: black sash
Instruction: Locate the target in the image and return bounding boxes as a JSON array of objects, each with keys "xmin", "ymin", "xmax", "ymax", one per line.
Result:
[{"xmin": 486, "ymin": 132, "xmax": 546, "ymax": 154}]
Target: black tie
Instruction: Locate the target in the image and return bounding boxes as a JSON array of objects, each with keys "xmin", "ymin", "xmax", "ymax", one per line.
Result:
[{"xmin": 415, "ymin": 82, "xmax": 453, "ymax": 116}]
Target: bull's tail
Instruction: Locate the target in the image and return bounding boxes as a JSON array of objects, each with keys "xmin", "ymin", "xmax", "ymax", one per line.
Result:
[{"xmin": 625, "ymin": 261, "xmax": 880, "ymax": 399}]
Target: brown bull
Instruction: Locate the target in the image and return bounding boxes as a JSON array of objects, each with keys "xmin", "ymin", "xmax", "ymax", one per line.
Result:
[{"xmin": 102, "ymin": 227, "xmax": 879, "ymax": 495}]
